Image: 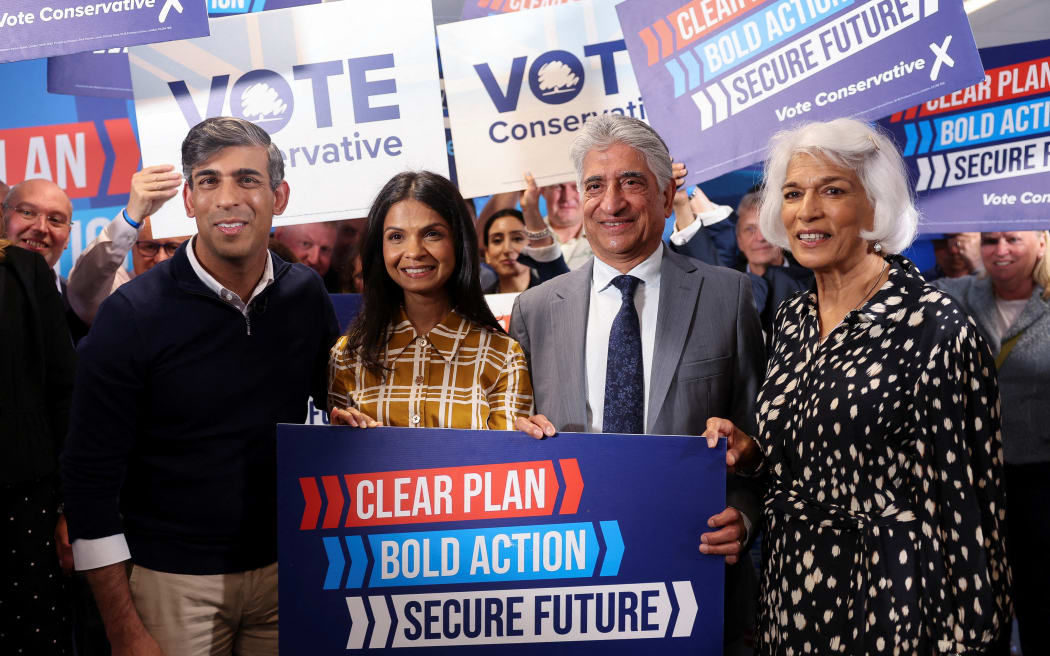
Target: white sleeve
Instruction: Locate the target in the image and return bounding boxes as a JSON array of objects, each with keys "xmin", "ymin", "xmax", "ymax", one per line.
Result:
[
  {"xmin": 72, "ymin": 534, "xmax": 132, "ymax": 571},
  {"xmin": 521, "ymin": 241, "xmax": 563, "ymax": 263},
  {"xmin": 668, "ymin": 204, "xmax": 733, "ymax": 246}
]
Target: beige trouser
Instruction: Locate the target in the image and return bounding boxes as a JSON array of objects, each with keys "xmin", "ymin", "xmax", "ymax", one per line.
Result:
[{"xmin": 128, "ymin": 562, "xmax": 278, "ymax": 656}]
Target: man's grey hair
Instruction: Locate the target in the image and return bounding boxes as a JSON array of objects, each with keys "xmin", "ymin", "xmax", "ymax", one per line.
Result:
[
  {"xmin": 736, "ymin": 189, "xmax": 762, "ymax": 217},
  {"xmin": 759, "ymin": 118, "xmax": 918, "ymax": 254},
  {"xmin": 181, "ymin": 117, "xmax": 284, "ymax": 190},
  {"xmin": 570, "ymin": 115, "xmax": 673, "ymax": 191}
]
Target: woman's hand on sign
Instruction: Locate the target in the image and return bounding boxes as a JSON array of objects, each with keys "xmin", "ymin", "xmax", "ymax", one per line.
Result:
[
  {"xmin": 699, "ymin": 506, "xmax": 747, "ymax": 564},
  {"xmin": 331, "ymin": 406, "xmax": 382, "ymax": 428},
  {"xmin": 515, "ymin": 414, "xmax": 557, "ymax": 440}
]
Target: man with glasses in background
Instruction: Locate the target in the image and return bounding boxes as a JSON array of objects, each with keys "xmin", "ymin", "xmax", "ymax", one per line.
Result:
[
  {"xmin": 67, "ymin": 165, "xmax": 190, "ymax": 326},
  {"xmin": 1, "ymin": 177, "xmax": 89, "ymax": 341}
]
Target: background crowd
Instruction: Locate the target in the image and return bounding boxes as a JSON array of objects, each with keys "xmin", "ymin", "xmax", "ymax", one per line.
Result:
[{"xmin": 1, "ymin": 111, "xmax": 1046, "ymax": 656}]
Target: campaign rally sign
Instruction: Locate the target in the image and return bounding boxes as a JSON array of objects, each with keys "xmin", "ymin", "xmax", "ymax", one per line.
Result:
[
  {"xmin": 462, "ymin": 0, "xmax": 584, "ymax": 20},
  {"xmin": 439, "ymin": 0, "xmax": 645, "ymax": 198},
  {"xmin": 277, "ymin": 425, "xmax": 724, "ymax": 652},
  {"xmin": 615, "ymin": 0, "xmax": 984, "ymax": 185},
  {"xmin": 0, "ymin": 0, "xmax": 209, "ymax": 64},
  {"xmin": 48, "ymin": 49, "xmax": 135, "ymax": 100},
  {"xmin": 879, "ymin": 39, "xmax": 1050, "ymax": 233},
  {"xmin": 0, "ymin": 57, "xmax": 141, "ymax": 278},
  {"xmin": 46, "ymin": 1, "xmax": 321, "ymax": 100},
  {"xmin": 129, "ymin": 0, "xmax": 449, "ymax": 238}
]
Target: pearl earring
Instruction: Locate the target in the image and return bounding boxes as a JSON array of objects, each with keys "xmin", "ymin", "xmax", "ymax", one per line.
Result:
[{"xmin": 873, "ymin": 241, "xmax": 883, "ymax": 254}]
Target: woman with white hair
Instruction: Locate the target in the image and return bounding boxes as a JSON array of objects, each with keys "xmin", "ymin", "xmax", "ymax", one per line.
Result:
[
  {"xmin": 934, "ymin": 230, "xmax": 1048, "ymax": 654},
  {"xmin": 704, "ymin": 118, "xmax": 1011, "ymax": 654}
]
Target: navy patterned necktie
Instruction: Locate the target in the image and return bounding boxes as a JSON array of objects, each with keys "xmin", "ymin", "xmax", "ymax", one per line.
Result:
[{"xmin": 603, "ymin": 275, "xmax": 644, "ymax": 434}]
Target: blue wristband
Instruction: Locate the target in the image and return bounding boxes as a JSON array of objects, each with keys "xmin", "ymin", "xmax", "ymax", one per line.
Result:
[{"xmin": 122, "ymin": 208, "xmax": 142, "ymax": 229}]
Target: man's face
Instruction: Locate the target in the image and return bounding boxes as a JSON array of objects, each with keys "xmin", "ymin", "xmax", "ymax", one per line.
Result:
[
  {"xmin": 2, "ymin": 179, "xmax": 73, "ymax": 268},
  {"xmin": 132, "ymin": 217, "xmax": 190, "ymax": 276},
  {"xmin": 736, "ymin": 208, "xmax": 783, "ymax": 271},
  {"xmin": 273, "ymin": 222, "xmax": 337, "ymax": 276},
  {"xmin": 581, "ymin": 142, "xmax": 674, "ymax": 272},
  {"xmin": 931, "ymin": 232, "xmax": 980, "ymax": 278},
  {"xmin": 541, "ymin": 182, "xmax": 582, "ymax": 230},
  {"xmin": 183, "ymin": 145, "xmax": 288, "ymax": 267}
]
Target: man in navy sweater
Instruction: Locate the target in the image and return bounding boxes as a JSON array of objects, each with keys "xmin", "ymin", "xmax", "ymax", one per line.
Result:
[{"xmin": 61, "ymin": 117, "xmax": 339, "ymax": 656}]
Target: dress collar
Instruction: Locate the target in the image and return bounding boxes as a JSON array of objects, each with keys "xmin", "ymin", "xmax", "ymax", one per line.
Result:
[{"xmin": 386, "ymin": 307, "xmax": 473, "ymax": 362}]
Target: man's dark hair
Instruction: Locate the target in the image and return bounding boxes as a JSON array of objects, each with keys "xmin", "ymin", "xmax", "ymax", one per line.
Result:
[
  {"xmin": 483, "ymin": 208, "xmax": 525, "ymax": 246},
  {"xmin": 344, "ymin": 170, "xmax": 504, "ymax": 377},
  {"xmin": 181, "ymin": 117, "xmax": 284, "ymax": 190}
]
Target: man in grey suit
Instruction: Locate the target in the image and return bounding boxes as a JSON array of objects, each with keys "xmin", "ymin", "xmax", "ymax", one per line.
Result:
[{"xmin": 510, "ymin": 114, "xmax": 765, "ymax": 650}]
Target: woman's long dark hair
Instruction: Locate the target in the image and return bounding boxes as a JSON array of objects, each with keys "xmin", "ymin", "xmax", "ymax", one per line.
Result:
[{"xmin": 344, "ymin": 171, "xmax": 505, "ymax": 377}]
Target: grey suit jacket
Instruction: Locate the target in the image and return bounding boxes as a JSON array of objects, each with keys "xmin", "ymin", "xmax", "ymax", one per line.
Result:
[
  {"xmin": 509, "ymin": 245, "xmax": 766, "ymax": 644},
  {"xmin": 510, "ymin": 244, "xmax": 765, "ymax": 438}
]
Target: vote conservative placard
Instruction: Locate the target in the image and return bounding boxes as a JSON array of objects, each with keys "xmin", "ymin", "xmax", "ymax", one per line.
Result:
[
  {"xmin": 277, "ymin": 425, "xmax": 725, "ymax": 653},
  {"xmin": 878, "ymin": 39, "xmax": 1050, "ymax": 233},
  {"xmin": 0, "ymin": 0, "xmax": 209, "ymax": 64},
  {"xmin": 46, "ymin": 1, "xmax": 320, "ymax": 100},
  {"xmin": 439, "ymin": 0, "xmax": 645, "ymax": 198},
  {"xmin": 615, "ymin": 0, "xmax": 984, "ymax": 185},
  {"xmin": 129, "ymin": 0, "xmax": 448, "ymax": 238}
]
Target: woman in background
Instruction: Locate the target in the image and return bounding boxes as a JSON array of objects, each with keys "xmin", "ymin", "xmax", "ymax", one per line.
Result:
[
  {"xmin": 328, "ymin": 171, "xmax": 532, "ymax": 430},
  {"xmin": 936, "ymin": 230, "xmax": 1049, "ymax": 654}
]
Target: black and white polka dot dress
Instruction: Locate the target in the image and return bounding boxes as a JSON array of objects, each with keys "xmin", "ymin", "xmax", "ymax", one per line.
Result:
[{"xmin": 754, "ymin": 256, "xmax": 1012, "ymax": 655}]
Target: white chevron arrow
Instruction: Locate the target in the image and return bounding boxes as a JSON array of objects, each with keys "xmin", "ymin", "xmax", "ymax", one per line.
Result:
[
  {"xmin": 672, "ymin": 581, "xmax": 698, "ymax": 638},
  {"xmin": 369, "ymin": 596, "xmax": 392, "ymax": 649},
  {"xmin": 916, "ymin": 157, "xmax": 932, "ymax": 191},
  {"xmin": 931, "ymin": 154, "xmax": 949, "ymax": 189},
  {"xmin": 345, "ymin": 597, "xmax": 368, "ymax": 650}
]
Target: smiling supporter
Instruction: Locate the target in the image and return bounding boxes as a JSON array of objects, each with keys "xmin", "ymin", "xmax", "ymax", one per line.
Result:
[
  {"xmin": 328, "ymin": 170, "xmax": 533, "ymax": 431},
  {"xmin": 935, "ymin": 230, "xmax": 1050, "ymax": 655},
  {"xmin": 62, "ymin": 117, "xmax": 339, "ymax": 656},
  {"xmin": 704, "ymin": 118, "xmax": 1011, "ymax": 654}
]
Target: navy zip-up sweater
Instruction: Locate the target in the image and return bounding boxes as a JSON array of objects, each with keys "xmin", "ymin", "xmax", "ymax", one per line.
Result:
[{"xmin": 62, "ymin": 244, "xmax": 339, "ymax": 575}]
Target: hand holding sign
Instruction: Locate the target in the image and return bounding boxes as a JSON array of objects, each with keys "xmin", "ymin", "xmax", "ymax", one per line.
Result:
[{"xmin": 127, "ymin": 165, "xmax": 182, "ymax": 224}]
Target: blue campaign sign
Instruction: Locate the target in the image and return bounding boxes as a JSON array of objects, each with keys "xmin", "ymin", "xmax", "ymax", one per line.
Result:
[
  {"xmin": 878, "ymin": 39, "xmax": 1050, "ymax": 233},
  {"xmin": 208, "ymin": 0, "xmax": 318, "ymax": 17},
  {"xmin": 45, "ymin": 1, "xmax": 320, "ymax": 100},
  {"xmin": 615, "ymin": 0, "xmax": 985, "ymax": 185},
  {"xmin": 0, "ymin": 0, "xmax": 209, "ymax": 64},
  {"xmin": 277, "ymin": 425, "xmax": 725, "ymax": 653}
]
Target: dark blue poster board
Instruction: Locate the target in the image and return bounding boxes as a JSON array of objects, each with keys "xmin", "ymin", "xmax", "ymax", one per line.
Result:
[
  {"xmin": 878, "ymin": 39, "xmax": 1050, "ymax": 233},
  {"xmin": 277, "ymin": 425, "xmax": 726, "ymax": 653}
]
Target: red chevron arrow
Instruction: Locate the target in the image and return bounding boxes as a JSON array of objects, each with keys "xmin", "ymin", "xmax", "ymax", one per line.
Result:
[
  {"xmin": 298, "ymin": 477, "xmax": 321, "ymax": 531},
  {"xmin": 321, "ymin": 475, "xmax": 345, "ymax": 529},
  {"xmin": 558, "ymin": 458, "xmax": 583, "ymax": 515}
]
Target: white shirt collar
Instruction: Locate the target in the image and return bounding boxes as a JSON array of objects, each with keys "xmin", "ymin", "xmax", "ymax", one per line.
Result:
[
  {"xmin": 592, "ymin": 244, "xmax": 663, "ymax": 294},
  {"xmin": 185, "ymin": 236, "xmax": 275, "ymax": 312}
]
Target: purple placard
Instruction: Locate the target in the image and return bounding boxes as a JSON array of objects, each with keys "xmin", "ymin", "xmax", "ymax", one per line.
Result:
[
  {"xmin": 48, "ymin": 50, "xmax": 134, "ymax": 99},
  {"xmin": 45, "ymin": 0, "xmax": 322, "ymax": 100},
  {"xmin": 615, "ymin": 0, "xmax": 984, "ymax": 185},
  {"xmin": 0, "ymin": 0, "xmax": 209, "ymax": 64},
  {"xmin": 879, "ymin": 39, "xmax": 1050, "ymax": 233},
  {"xmin": 460, "ymin": 0, "xmax": 582, "ymax": 20}
]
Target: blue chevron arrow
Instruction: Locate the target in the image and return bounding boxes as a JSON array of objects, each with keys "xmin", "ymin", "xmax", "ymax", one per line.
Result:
[
  {"xmin": 345, "ymin": 535, "xmax": 368, "ymax": 589},
  {"xmin": 665, "ymin": 59, "xmax": 687, "ymax": 99},
  {"xmin": 599, "ymin": 521, "xmax": 624, "ymax": 576},
  {"xmin": 903, "ymin": 122, "xmax": 918, "ymax": 156},
  {"xmin": 680, "ymin": 50, "xmax": 703, "ymax": 91},
  {"xmin": 322, "ymin": 536, "xmax": 345, "ymax": 590},
  {"xmin": 918, "ymin": 120, "xmax": 934, "ymax": 154}
]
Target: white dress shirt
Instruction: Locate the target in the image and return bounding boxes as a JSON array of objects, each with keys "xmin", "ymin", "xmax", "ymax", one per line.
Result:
[
  {"xmin": 584, "ymin": 246, "xmax": 663, "ymax": 433},
  {"xmin": 668, "ymin": 203, "xmax": 732, "ymax": 246},
  {"xmin": 71, "ymin": 236, "xmax": 276, "ymax": 571}
]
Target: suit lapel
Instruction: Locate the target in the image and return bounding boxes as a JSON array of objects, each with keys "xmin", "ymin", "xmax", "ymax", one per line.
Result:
[
  {"xmin": 647, "ymin": 248, "xmax": 701, "ymax": 432},
  {"xmin": 553, "ymin": 262, "xmax": 592, "ymax": 427}
]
